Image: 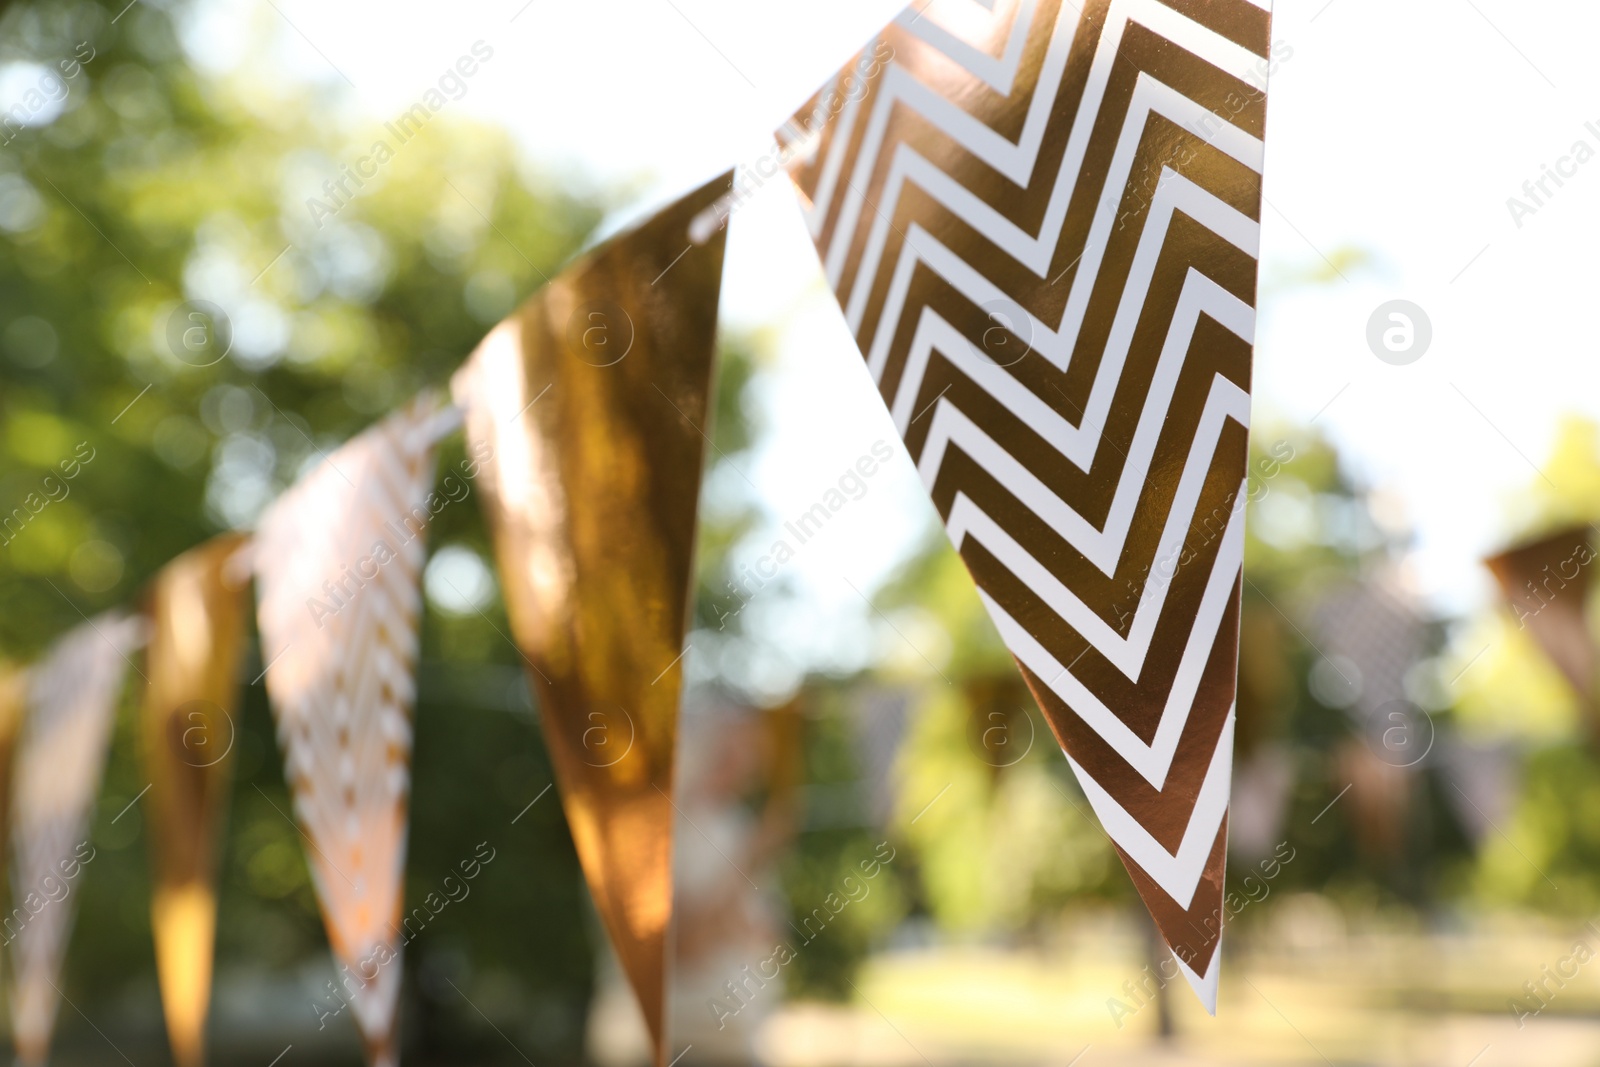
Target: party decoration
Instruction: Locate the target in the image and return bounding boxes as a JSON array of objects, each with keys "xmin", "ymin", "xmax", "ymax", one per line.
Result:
[
  {"xmin": 452, "ymin": 172, "xmax": 731, "ymax": 1065},
  {"xmin": 10, "ymin": 614, "xmax": 143, "ymax": 1066},
  {"xmin": 0, "ymin": 663, "xmax": 28, "ymax": 1002},
  {"xmin": 0, "ymin": 664, "xmax": 29, "ymax": 860},
  {"xmin": 1229, "ymin": 604, "xmax": 1294, "ymax": 859},
  {"xmin": 1307, "ymin": 579, "xmax": 1430, "ymax": 854},
  {"xmin": 140, "ymin": 533, "xmax": 253, "ymax": 1067},
  {"xmin": 778, "ymin": 0, "xmax": 1273, "ymax": 1005},
  {"xmin": 1486, "ymin": 527, "xmax": 1598, "ymax": 729},
  {"xmin": 254, "ymin": 392, "xmax": 446, "ymax": 1067},
  {"xmin": 1309, "ymin": 580, "xmax": 1425, "ymax": 723},
  {"xmin": 1438, "ymin": 737, "xmax": 1518, "ymax": 847},
  {"xmin": 846, "ymin": 687, "xmax": 910, "ymax": 827}
]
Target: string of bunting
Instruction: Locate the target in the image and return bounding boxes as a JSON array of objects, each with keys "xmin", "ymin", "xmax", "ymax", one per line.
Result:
[{"xmin": 0, "ymin": 0, "xmax": 1282, "ymax": 1060}]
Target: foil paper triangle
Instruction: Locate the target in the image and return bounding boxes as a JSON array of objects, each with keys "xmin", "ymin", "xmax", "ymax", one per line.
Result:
[
  {"xmin": 0, "ymin": 662, "xmax": 29, "ymax": 865},
  {"xmin": 9, "ymin": 613, "xmax": 143, "ymax": 1066},
  {"xmin": 1486, "ymin": 527, "xmax": 1597, "ymax": 712},
  {"xmin": 777, "ymin": 0, "xmax": 1274, "ymax": 1008},
  {"xmin": 452, "ymin": 172, "xmax": 731, "ymax": 1065},
  {"xmin": 140, "ymin": 533, "xmax": 253, "ymax": 1067},
  {"xmin": 255, "ymin": 392, "xmax": 446, "ymax": 1067}
]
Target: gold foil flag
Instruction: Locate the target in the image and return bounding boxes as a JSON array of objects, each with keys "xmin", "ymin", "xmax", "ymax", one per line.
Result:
[
  {"xmin": 452, "ymin": 172, "xmax": 731, "ymax": 1066},
  {"xmin": 140, "ymin": 533, "xmax": 253, "ymax": 1067},
  {"xmin": 1487, "ymin": 527, "xmax": 1599, "ymax": 733}
]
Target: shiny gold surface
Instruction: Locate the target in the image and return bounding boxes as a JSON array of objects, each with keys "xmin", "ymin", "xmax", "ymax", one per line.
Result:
[
  {"xmin": 0, "ymin": 660, "xmax": 27, "ymax": 997},
  {"xmin": 1487, "ymin": 526, "xmax": 1599, "ymax": 735},
  {"xmin": 453, "ymin": 172, "xmax": 731, "ymax": 1067},
  {"xmin": 0, "ymin": 664, "xmax": 28, "ymax": 864},
  {"xmin": 140, "ymin": 533, "xmax": 251, "ymax": 1067}
]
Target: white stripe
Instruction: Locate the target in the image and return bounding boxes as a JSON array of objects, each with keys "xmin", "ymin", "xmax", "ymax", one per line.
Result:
[
  {"xmin": 823, "ymin": 0, "xmax": 1072, "ymax": 283},
  {"xmin": 919, "ymin": 290, "xmax": 1252, "ymax": 584},
  {"xmin": 1067, "ymin": 709, "xmax": 1235, "ymax": 910},
  {"xmin": 804, "ymin": 74, "xmax": 865, "ymax": 240},
  {"xmin": 1173, "ymin": 933, "xmax": 1222, "ymax": 1012},
  {"xmin": 895, "ymin": 0, "xmax": 1037, "ymax": 94},
  {"xmin": 850, "ymin": 73, "xmax": 1261, "ymax": 336},
  {"xmin": 958, "ymin": 476, "xmax": 1246, "ymax": 788},
  {"xmin": 886, "ymin": 171, "xmax": 1258, "ymax": 501},
  {"xmin": 824, "ymin": 0, "xmax": 1267, "ymax": 289}
]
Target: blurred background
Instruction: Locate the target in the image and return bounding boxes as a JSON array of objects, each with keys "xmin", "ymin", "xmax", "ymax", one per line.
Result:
[{"xmin": 2, "ymin": 0, "xmax": 1600, "ymax": 1064}]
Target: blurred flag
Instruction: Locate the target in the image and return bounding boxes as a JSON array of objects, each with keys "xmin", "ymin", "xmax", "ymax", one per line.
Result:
[
  {"xmin": 453, "ymin": 172, "xmax": 731, "ymax": 1067},
  {"xmin": 140, "ymin": 533, "xmax": 252, "ymax": 1067},
  {"xmin": 255, "ymin": 392, "xmax": 446, "ymax": 1067},
  {"xmin": 1437, "ymin": 737, "xmax": 1519, "ymax": 848},
  {"xmin": 1334, "ymin": 739, "xmax": 1410, "ymax": 860},
  {"xmin": 1309, "ymin": 578, "xmax": 1428, "ymax": 857},
  {"xmin": 0, "ymin": 659, "xmax": 23, "ymax": 1037},
  {"xmin": 9, "ymin": 614, "xmax": 142, "ymax": 1067},
  {"xmin": 0, "ymin": 663, "xmax": 27, "ymax": 865},
  {"xmin": 1309, "ymin": 579, "xmax": 1425, "ymax": 724},
  {"xmin": 777, "ymin": 0, "xmax": 1273, "ymax": 1008},
  {"xmin": 1230, "ymin": 603, "xmax": 1295, "ymax": 859},
  {"xmin": 1486, "ymin": 527, "xmax": 1598, "ymax": 724},
  {"xmin": 1229, "ymin": 744, "xmax": 1293, "ymax": 861},
  {"xmin": 846, "ymin": 685, "xmax": 910, "ymax": 825}
]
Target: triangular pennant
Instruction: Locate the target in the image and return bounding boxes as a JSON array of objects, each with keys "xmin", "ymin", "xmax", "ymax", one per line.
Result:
[
  {"xmin": 140, "ymin": 533, "xmax": 253, "ymax": 1067},
  {"xmin": 0, "ymin": 663, "xmax": 28, "ymax": 862},
  {"xmin": 9, "ymin": 614, "xmax": 143, "ymax": 1066},
  {"xmin": 254, "ymin": 392, "xmax": 446, "ymax": 1067},
  {"xmin": 777, "ymin": 0, "xmax": 1273, "ymax": 1008},
  {"xmin": 1486, "ymin": 527, "xmax": 1597, "ymax": 714},
  {"xmin": 0, "ymin": 663, "xmax": 29, "ymax": 1035},
  {"xmin": 452, "ymin": 172, "xmax": 731, "ymax": 1065}
]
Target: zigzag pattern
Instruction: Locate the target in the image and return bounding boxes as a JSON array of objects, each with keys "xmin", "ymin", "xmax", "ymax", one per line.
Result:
[
  {"xmin": 9, "ymin": 614, "xmax": 142, "ymax": 1066},
  {"xmin": 255, "ymin": 392, "xmax": 444, "ymax": 1067},
  {"xmin": 781, "ymin": 0, "xmax": 1271, "ymax": 1008}
]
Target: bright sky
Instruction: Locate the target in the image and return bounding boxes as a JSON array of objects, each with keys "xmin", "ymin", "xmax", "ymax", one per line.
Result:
[{"xmin": 173, "ymin": 0, "xmax": 1600, "ymax": 649}]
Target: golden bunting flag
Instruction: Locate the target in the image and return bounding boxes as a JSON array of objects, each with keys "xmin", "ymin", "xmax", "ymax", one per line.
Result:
[
  {"xmin": 0, "ymin": 663, "xmax": 28, "ymax": 995},
  {"xmin": 254, "ymin": 392, "xmax": 446, "ymax": 1067},
  {"xmin": 0, "ymin": 664, "xmax": 28, "ymax": 863},
  {"xmin": 1486, "ymin": 526, "xmax": 1598, "ymax": 728},
  {"xmin": 778, "ymin": 0, "xmax": 1273, "ymax": 1007},
  {"xmin": 9, "ymin": 613, "xmax": 143, "ymax": 1066},
  {"xmin": 452, "ymin": 172, "xmax": 731, "ymax": 1066},
  {"xmin": 139, "ymin": 533, "xmax": 253, "ymax": 1067}
]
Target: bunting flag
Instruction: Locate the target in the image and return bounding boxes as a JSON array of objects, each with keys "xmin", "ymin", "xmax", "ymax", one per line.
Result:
[
  {"xmin": 1309, "ymin": 580, "xmax": 1425, "ymax": 723},
  {"xmin": 778, "ymin": 0, "xmax": 1273, "ymax": 1006},
  {"xmin": 452, "ymin": 172, "xmax": 731, "ymax": 1066},
  {"xmin": 0, "ymin": 664, "xmax": 28, "ymax": 859},
  {"xmin": 0, "ymin": 663, "xmax": 28, "ymax": 999},
  {"xmin": 140, "ymin": 533, "xmax": 253, "ymax": 1067},
  {"xmin": 1486, "ymin": 527, "xmax": 1598, "ymax": 721},
  {"xmin": 10, "ymin": 614, "xmax": 143, "ymax": 1066},
  {"xmin": 254, "ymin": 392, "xmax": 447, "ymax": 1067}
]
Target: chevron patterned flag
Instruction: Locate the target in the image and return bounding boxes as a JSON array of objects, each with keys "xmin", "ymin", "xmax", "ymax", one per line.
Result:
[
  {"xmin": 255, "ymin": 392, "xmax": 446, "ymax": 1067},
  {"xmin": 9, "ymin": 614, "xmax": 143, "ymax": 1066},
  {"xmin": 779, "ymin": 0, "xmax": 1273, "ymax": 1007}
]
